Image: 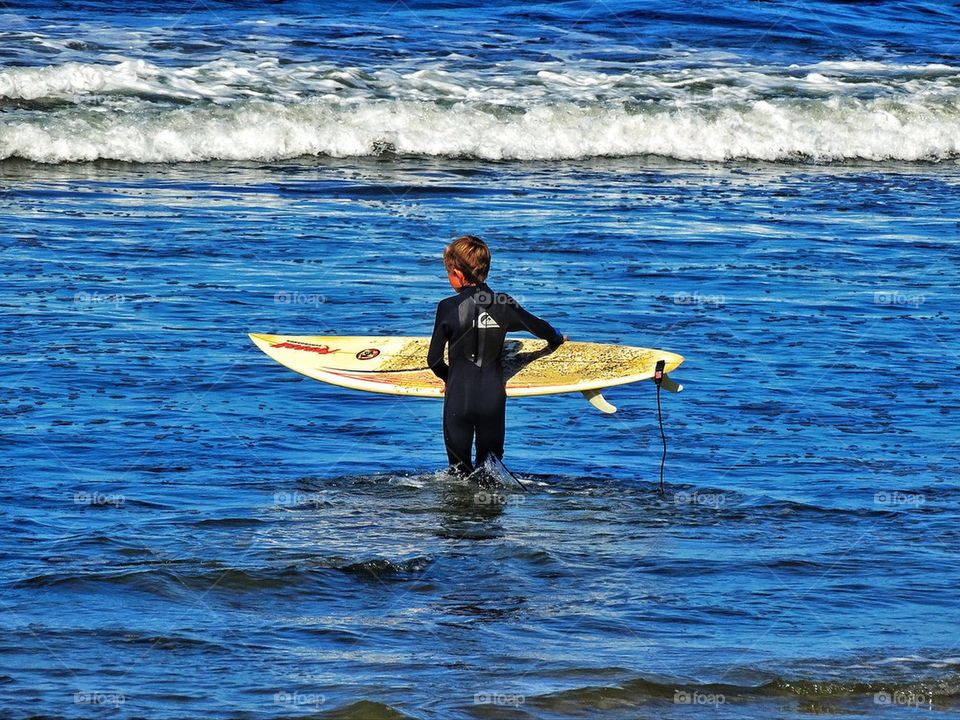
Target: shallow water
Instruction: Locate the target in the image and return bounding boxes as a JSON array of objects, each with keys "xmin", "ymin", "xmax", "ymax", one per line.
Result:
[
  {"xmin": 3, "ymin": 1, "xmax": 960, "ymax": 718},
  {"xmin": 3, "ymin": 156, "xmax": 959, "ymax": 718}
]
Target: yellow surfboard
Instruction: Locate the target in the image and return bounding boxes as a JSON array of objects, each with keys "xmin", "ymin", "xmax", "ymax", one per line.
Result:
[{"xmin": 248, "ymin": 333, "xmax": 683, "ymax": 413}]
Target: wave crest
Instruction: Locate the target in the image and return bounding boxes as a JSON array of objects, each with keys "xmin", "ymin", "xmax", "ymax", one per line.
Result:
[{"xmin": 3, "ymin": 58, "xmax": 960, "ymax": 163}]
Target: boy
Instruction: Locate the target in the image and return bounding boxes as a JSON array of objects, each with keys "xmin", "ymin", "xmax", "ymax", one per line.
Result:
[{"xmin": 427, "ymin": 235, "xmax": 566, "ymax": 477}]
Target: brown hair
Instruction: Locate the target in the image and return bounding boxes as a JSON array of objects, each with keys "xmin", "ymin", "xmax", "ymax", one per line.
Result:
[{"xmin": 443, "ymin": 235, "xmax": 490, "ymax": 283}]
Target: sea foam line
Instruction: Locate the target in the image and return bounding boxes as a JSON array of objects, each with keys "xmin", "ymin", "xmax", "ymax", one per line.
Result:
[
  {"xmin": 2, "ymin": 95, "xmax": 960, "ymax": 163},
  {"xmin": 3, "ymin": 57, "xmax": 960, "ymax": 163}
]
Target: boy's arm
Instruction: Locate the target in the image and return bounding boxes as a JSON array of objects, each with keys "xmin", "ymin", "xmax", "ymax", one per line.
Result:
[
  {"xmin": 505, "ymin": 295, "xmax": 565, "ymax": 347},
  {"xmin": 427, "ymin": 303, "xmax": 449, "ymax": 382}
]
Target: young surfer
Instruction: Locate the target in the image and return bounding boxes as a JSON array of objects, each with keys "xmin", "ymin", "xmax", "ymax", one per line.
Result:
[{"xmin": 427, "ymin": 235, "xmax": 566, "ymax": 477}]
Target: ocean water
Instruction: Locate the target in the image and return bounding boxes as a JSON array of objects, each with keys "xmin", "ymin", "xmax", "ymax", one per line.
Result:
[{"xmin": 2, "ymin": 1, "xmax": 960, "ymax": 718}]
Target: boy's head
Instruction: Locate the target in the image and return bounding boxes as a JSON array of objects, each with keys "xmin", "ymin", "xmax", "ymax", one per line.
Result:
[{"xmin": 443, "ymin": 235, "xmax": 489, "ymax": 289}]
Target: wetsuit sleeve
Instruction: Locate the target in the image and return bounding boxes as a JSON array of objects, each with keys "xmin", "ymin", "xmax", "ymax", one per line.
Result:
[
  {"xmin": 505, "ymin": 295, "xmax": 564, "ymax": 347},
  {"xmin": 427, "ymin": 302, "xmax": 449, "ymax": 381}
]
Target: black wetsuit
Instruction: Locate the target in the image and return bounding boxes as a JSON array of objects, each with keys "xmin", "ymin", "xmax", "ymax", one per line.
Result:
[{"xmin": 427, "ymin": 282, "xmax": 564, "ymax": 475}]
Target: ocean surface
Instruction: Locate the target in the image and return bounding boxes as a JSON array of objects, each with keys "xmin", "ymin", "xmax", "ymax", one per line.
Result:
[{"xmin": 3, "ymin": 1, "xmax": 960, "ymax": 718}]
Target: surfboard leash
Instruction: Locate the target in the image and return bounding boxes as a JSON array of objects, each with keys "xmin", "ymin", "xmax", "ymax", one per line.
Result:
[
  {"xmin": 654, "ymin": 360, "xmax": 667, "ymax": 494},
  {"xmin": 496, "ymin": 455, "xmax": 529, "ymax": 493}
]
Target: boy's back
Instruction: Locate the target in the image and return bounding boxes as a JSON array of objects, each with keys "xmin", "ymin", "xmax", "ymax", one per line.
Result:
[{"xmin": 428, "ymin": 282, "xmax": 561, "ymax": 380}]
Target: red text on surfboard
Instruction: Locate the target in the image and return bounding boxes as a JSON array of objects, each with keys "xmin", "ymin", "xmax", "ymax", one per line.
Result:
[{"xmin": 271, "ymin": 341, "xmax": 339, "ymax": 354}]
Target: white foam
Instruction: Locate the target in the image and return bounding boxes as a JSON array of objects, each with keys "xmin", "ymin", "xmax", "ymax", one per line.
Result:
[
  {"xmin": 3, "ymin": 95, "xmax": 960, "ymax": 163},
  {"xmin": 3, "ymin": 58, "xmax": 960, "ymax": 163},
  {"xmin": 0, "ymin": 59, "xmax": 222, "ymax": 101}
]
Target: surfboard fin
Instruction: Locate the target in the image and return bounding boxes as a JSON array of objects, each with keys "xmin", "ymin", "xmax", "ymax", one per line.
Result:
[
  {"xmin": 582, "ymin": 388, "xmax": 617, "ymax": 414},
  {"xmin": 658, "ymin": 374, "xmax": 683, "ymax": 393}
]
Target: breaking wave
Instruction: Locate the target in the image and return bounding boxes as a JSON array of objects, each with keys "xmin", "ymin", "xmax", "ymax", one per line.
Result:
[{"xmin": 3, "ymin": 58, "xmax": 960, "ymax": 163}]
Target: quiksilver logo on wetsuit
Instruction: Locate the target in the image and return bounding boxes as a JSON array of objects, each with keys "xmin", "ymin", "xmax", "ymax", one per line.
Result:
[{"xmin": 477, "ymin": 311, "xmax": 500, "ymax": 328}]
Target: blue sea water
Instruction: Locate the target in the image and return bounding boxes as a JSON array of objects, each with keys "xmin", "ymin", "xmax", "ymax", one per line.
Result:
[{"xmin": 2, "ymin": 2, "xmax": 960, "ymax": 718}]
